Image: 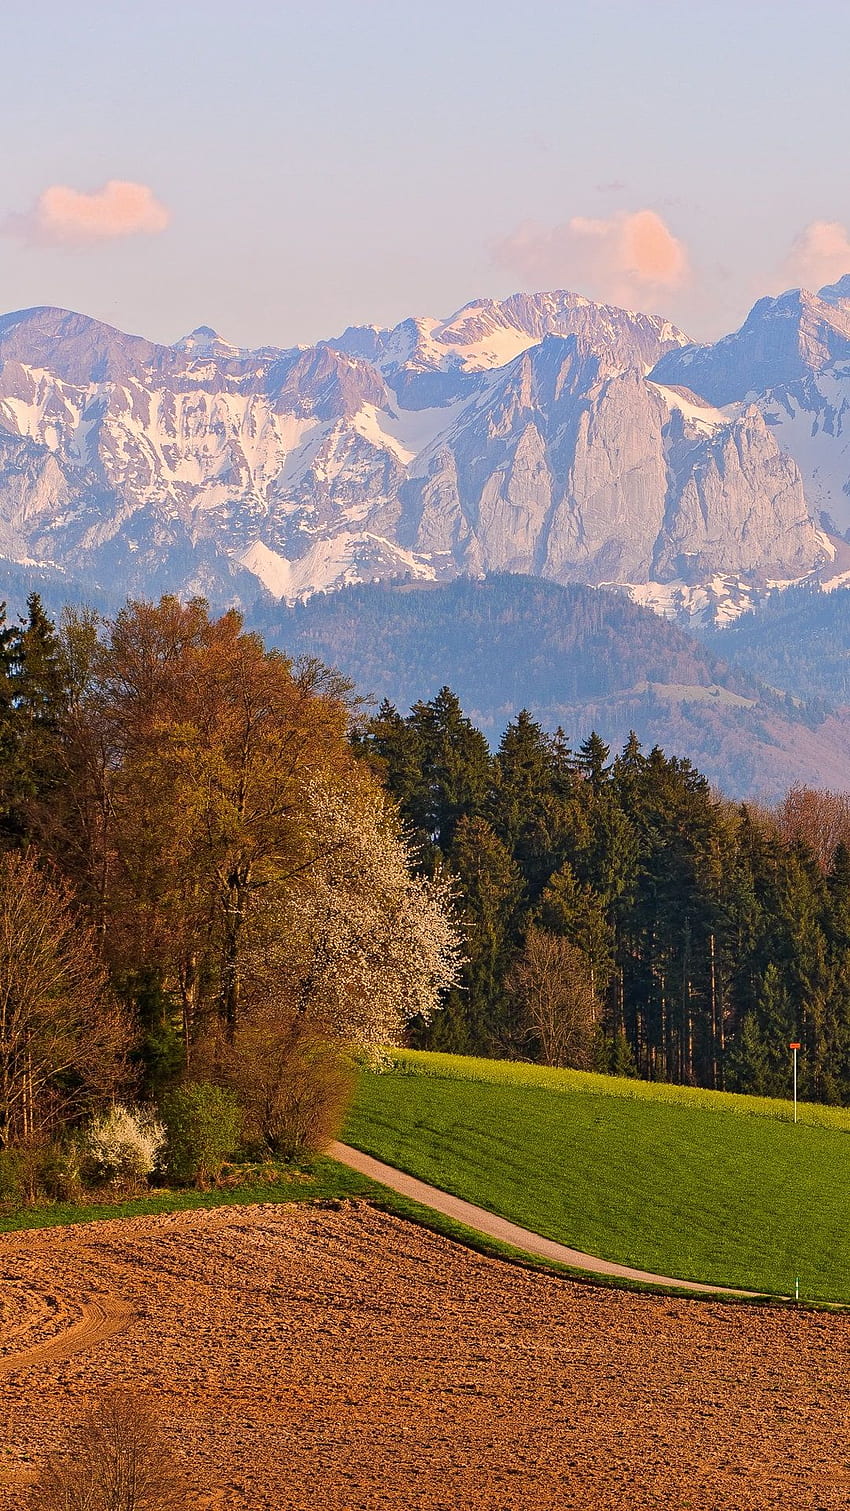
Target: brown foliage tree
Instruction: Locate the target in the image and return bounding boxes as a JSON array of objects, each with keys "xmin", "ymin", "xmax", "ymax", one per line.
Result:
[
  {"xmin": 48, "ymin": 598, "xmax": 361, "ymax": 1047},
  {"xmin": 46, "ymin": 598, "xmax": 461, "ymax": 1064},
  {"xmin": 29, "ymin": 1388, "xmax": 188, "ymax": 1510},
  {"xmin": 215, "ymin": 1011, "xmax": 355, "ymax": 1158},
  {"xmin": 0, "ymin": 850, "xmax": 127, "ymax": 1149},
  {"xmin": 508, "ymin": 926, "xmax": 598, "ymax": 1069},
  {"xmin": 774, "ymin": 783, "xmax": 850, "ymax": 872}
]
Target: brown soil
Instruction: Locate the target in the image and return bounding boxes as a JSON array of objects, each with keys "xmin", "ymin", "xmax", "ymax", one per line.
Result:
[{"xmin": 0, "ymin": 1201, "xmax": 847, "ymax": 1510}]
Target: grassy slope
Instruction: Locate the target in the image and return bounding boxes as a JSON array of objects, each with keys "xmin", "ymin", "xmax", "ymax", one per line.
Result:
[{"xmin": 343, "ymin": 1052, "xmax": 850, "ymax": 1302}]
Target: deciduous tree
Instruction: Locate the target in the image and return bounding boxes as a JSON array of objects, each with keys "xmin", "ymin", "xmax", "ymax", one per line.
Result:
[
  {"xmin": 0, "ymin": 850, "xmax": 127, "ymax": 1149},
  {"xmin": 508, "ymin": 926, "xmax": 597, "ymax": 1069}
]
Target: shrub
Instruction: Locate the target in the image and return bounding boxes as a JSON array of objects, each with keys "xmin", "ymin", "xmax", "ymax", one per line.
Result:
[
  {"xmin": 225, "ymin": 1013, "xmax": 355, "ymax": 1160},
  {"xmin": 0, "ymin": 1149, "xmax": 26, "ymax": 1208},
  {"xmin": 0, "ymin": 1143, "xmax": 84, "ymax": 1209},
  {"xmin": 82, "ymin": 1105, "xmax": 165, "ymax": 1188},
  {"xmin": 33, "ymin": 1144, "xmax": 84, "ymax": 1203},
  {"xmin": 160, "ymin": 1082, "xmax": 241, "ymax": 1187}
]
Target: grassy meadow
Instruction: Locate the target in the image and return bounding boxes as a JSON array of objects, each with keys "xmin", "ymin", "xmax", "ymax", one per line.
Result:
[{"xmin": 344, "ymin": 1051, "xmax": 850, "ymax": 1302}]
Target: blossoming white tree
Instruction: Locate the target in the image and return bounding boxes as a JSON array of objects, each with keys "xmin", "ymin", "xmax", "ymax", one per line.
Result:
[{"xmin": 246, "ymin": 776, "xmax": 462, "ymax": 1047}]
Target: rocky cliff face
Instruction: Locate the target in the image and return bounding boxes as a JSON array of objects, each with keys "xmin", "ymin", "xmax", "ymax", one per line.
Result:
[
  {"xmin": 0, "ymin": 290, "xmax": 839, "ymax": 613},
  {"xmin": 651, "ymin": 280, "xmax": 850, "ymax": 548},
  {"xmin": 401, "ymin": 339, "xmax": 823, "ymax": 589}
]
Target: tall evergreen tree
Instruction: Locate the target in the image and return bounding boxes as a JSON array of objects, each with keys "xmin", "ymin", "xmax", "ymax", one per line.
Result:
[{"xmin": 490, "ymin": 711, "xmax": 580, "ymax": 899}]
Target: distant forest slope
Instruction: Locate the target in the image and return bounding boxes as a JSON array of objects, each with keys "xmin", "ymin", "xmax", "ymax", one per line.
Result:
[
  {"xmin": 250, "ymin": 575, "xmax": 850, "ymax": 800},
  {"xmin": 0, "ymin": 559, "xmax": 116, "ymax": 621},
  {"xmin": 251, "ymin": 576, "xmax": 758, "ymax": 711},
  {"xmin": 708, "ymin": 583, "xmax": 850, "ymax": 705}
]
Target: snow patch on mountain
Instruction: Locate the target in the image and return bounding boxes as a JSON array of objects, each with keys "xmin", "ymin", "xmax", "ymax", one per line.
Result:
[
  {"xmin": 647, "ymin": 381, "xmax": 739, "ymax": 433},
  {"xmin": 238, "ymin": 532, "xmax": 436, "ymax": 602},
  {"xmin": 760, "ymin": 370, "xmax": 850, "ymax": 532},
  {"xmin": 621, "ymin": 577, "xmax": 761, "ymax": 627},
  {"xmin": 0, "ymin": 287, "xmax": 845, "ymax": 620}
]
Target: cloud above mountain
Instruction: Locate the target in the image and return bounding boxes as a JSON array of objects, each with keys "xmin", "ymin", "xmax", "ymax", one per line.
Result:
[
  {"xmin": 780, "ymin": 220, "xmax": 850, "ymax": 292},
  {"xmin": 494, "ymin": 209, "xmax": 690, "ymax": 309},
  {"xmin": 2, "ymin": 180, "xmax": 170, "ymax": 246}
]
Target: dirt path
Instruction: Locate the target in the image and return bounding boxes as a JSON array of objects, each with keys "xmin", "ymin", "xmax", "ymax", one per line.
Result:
[{"xmin": 330, "ymin": 1141, "xmax": 765, "ymax": 1297}]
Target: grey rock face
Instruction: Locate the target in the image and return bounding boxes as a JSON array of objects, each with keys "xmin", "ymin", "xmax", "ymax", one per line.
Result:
[
  {"xmin": 651, "ymin": 281, "xmax": 850, "ymax": 539},
  {"xmin": 651, "ymin": 288, "xmax": 850, "ymax": 406},
  {"xmin": 0, "ymin": 291, "xmax": 834, "ymax": 610},
  {"xmin": 404, "ymin": 340, "xmax": 822, "ymax": 590}
]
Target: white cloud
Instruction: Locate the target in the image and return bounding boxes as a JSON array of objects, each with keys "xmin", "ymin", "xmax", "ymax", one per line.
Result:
[{"xmin": 780, "ymin": 220, "xmax": 850, "ymax": 292}]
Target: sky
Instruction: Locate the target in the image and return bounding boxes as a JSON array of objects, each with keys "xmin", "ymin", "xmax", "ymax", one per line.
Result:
[{"xmin": 2, "ymin": 0, "xmax": 849, "ymax": 349}]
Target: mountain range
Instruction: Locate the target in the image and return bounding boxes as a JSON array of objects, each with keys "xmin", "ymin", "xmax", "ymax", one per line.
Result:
[{"xmin": 3, "ymin": 281, "xmax": 850, "ymax": 619}]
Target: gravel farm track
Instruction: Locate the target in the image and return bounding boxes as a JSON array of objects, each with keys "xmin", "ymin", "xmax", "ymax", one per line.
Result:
[{"xmin": 0, "ymin": 1200, "xmax": 848, "ymax": 1510}]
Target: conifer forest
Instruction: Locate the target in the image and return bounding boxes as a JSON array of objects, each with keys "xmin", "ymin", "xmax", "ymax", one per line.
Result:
[{"xmin": 358, "ymin": 691, "xmax": 850, "ymax": 1103}]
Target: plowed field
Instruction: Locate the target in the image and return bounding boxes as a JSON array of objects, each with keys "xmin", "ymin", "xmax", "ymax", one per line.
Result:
[{"xmin": 0, "ymin": 1201, "xmax": 847, "ymax": 1509}]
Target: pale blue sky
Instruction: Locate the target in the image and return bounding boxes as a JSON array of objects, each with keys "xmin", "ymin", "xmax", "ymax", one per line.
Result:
[{"xmin": 2, "ymin": 0, "xmax": 848, "ymax": 347}]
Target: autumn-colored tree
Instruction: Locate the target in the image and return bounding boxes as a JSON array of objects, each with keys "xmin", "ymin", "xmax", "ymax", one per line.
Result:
[
  {"xmin": 47, "ymin": 598, "xmax": 364, "ymax": 1049},
  {"xmin": 774, "ymin": 784, "xmax": 850, "ymax": 872},
  {"xmin": 0, "ymin": 850, "xmax": 127, "ymax": 1149}
]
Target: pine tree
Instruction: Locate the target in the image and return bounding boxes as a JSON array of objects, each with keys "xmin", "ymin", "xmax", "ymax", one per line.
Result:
[
  {"xmin": 445, "ymin": 815, "xmax": 525, "ymax": 1052},
  {"xmin": 576, "ymin": 731, "xmax": 611, "ymax": 791},
  {"xmin": 0, "ymin": 594, "xmax": 69, "ymax": 844},
  {"xmin": 490, "ymin": 710, "xmax": 579, "ymax": 898},
  {"xmin": 404, "ymin": 687, "xmax": 492, "ymax": 858},
  {"xmin": 538, "ymin": 862, "xmax": 614, "ymax": 998}
]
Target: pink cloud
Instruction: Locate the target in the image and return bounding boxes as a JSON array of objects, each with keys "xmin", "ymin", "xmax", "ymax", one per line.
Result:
[
  {"xmin": 3, "ymin": 180, "xmax": 170, "ymax": 246},
  {"xmin": 781, "ymin": 220, "xmax": 850, "ymax": 292},
  {"xmin": 494, "ymin": 209, "xmax": 690, "ymax": 307}
]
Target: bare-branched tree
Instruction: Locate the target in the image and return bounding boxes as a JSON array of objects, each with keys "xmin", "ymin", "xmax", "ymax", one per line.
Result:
[
  {"xmin": 29, "ymin": 1389, "xmax": 189, "ymax": 1511},
  {"xmin": 508, "ymin": 926, "xmax": 598, "ymax": 1069},
  {"xmin": 0, "ymin": 850, "xmax": 128, "ymax": 1150}
]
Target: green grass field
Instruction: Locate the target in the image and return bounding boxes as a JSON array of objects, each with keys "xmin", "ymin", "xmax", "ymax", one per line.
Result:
[{"xmin": 343, "ymin": 1051, "xmax": 850, "ymax": 1302}]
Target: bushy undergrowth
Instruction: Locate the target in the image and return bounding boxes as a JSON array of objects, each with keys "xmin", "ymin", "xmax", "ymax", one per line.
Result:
[
  {"xmin": 161, "ymin": 1083, "xmax": 242, "ymax": 1187},
  {"xmin": 0, "ymin": 1144, "xmax": 83, "ymax": 1208},
  {"xmin": 234, "ymin": 1023, "xmax": 355, "ymax": 1160}
]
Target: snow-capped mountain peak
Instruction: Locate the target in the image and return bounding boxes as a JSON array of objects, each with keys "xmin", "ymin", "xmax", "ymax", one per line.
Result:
[{"xmin": 0, "ymin": 285, "xmax": 844, "ymax": 618}]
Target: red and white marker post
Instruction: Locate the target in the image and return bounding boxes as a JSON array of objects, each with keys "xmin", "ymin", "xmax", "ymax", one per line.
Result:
[
  {"xmin": 789, "ymin": 1041, "xmax": 801, "ymax": 1124},
  {"xmin": 789, "ymin": 1040, "xmax": 802, "ymax": 1301}
]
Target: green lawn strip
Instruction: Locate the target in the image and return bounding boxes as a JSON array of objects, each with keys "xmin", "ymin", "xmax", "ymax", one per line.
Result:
[
  {"xmin": 344, "ymin": 1068, "xmax": 850, "ymax": 1303},
  {"xmin": 0, "ymin": 1158, "xmax": 373, "ymax": 1234}
]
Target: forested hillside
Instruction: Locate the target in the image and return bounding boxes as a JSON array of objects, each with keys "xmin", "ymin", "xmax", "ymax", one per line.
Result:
[
  {"xmin": 4, "ymin": 587, "xmax": 850, "ymax": 1181},
  {"xmin": 252, "ymin": 575, "xmax": 846, "ymax": 798},
  {"xmin": 254, "ymin": 574, "xmax": 756, "ymax": 706},
  {"xmin": 709, "ymin": 583, "xmax": 850, "ymax": 705},
  {"xmin": 357, "ymin": 691, "xmax": 850, "ymax": 1104}
]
